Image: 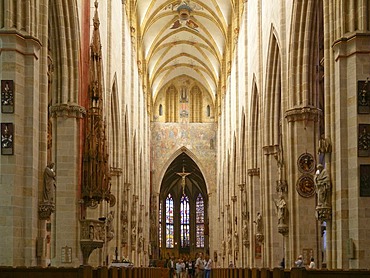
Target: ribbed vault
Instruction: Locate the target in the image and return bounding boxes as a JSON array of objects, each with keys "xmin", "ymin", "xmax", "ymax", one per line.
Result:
[{"xmin": 137, "ymin": 0, "xmax": 233, "ymax": 103}]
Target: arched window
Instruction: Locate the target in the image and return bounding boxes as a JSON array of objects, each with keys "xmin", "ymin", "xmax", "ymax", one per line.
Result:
[
  {"xmin": 165, "ymin": 194, "xmax": 174, "ymax": 248},
  {"xmin": 159, "ymin": 201, "xmax": 162, "ymax": 248},
  {"xmin": 180, "ymin": 194, "xmax": 190, "ymax": 247},
  {"xmin": 159, "ymin": 104, "xmax": 163, "ymax": 116},
  {"xmin": 195, "ymin": 193, "xmax": 205, "ymax": 248}
]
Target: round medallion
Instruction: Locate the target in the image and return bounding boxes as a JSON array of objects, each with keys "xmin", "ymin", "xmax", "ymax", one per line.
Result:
[
  {"xmin": 296, "ymin": 175, "xmax": 315, "ymax": 198},
  {"xmin": 297, "ymin": 153, "xmax": 315, "ymax": 173}
]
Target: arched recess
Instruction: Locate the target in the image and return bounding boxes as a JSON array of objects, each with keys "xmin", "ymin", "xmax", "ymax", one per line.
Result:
[
  {"xmin": 110, "ymin": 74, "xmax": 121, "ymax": 169},
  {"xmin": 240, "ymin": 109, "xmax": 246, "ymax": 184},
  {"xmin": 49, "ymin": 1, "xmax": 80, "ymax": 104},
  {"xmin": 264, "ymin": 27, "xmax": 282, "ymax": 147},
  {"xmin": 289, "ymin": 0, "xmax": 321, "ymax": 107},
  {"xmin": 156, "ymin": 147, "xmax": 211, "ymax": 194},
  {"xmin": 250, "ymin": 77, "xmax": 260, "ymax": 169},
  {"xmin": 158, "ymin": 150, "xmax": 209, "ymax": 258}
]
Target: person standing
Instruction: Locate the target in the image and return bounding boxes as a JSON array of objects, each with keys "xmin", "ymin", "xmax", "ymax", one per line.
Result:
[
  {"xmin": 295, "ymin": 255, "xmax": 304, "ymax": 268},
  {"xmin": 195, "ymin": 252, "xmax": 204, "ymax": 278},
  {"xmin": 167, "ymin": 256, "xmax": 175, "ymax": 278},
  {"xmin": 309, "ymin": 257, "xmax": 316, "ymax": 269},
  {"xmin": 204, "ymin": 254, "xmax": 212, "ymax": 278}
]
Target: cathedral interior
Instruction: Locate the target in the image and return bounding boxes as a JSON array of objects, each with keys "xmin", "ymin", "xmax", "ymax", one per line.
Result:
[{"xmin": 0, "ymin": 0, "xmax": 370, "ymax": 271}]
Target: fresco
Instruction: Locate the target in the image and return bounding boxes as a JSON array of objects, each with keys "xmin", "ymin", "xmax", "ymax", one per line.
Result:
[{"xmin": 151, "ymin": 122, "xmax": 217, "ymax": 191}]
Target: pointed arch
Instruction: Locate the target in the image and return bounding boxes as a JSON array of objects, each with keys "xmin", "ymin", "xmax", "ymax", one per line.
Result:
[
  {"xmin": 250, "ymin": 77, "xmax": 260, "ymax": 168},
  {"xmin": 264, "ymin": 26, "xmax": 282, "ymax": 146},
  {"xmin": 289, "ymin": 0, "xmax": 320, "ymax": 107},
  {"xmin": 110, "ymin": 74, "xmax": 121, "ymax": 168},
  {"xmin": 156, "ymin": 147, "xmax": 210, "ymax": 194},
  {"xmin": 240, "ymin": 109, "xmax": 246, "ymax": 184}
]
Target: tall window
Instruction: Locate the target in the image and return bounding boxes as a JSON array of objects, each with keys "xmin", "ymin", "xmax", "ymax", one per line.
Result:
[
  {"xmin": 159, "ymin": 201, "xmax": 162, "ymax": 248},
  {"xmin": 165, "ymin": 194, "xmax": 174, "ymax": 248},
  {"xmin": 159, "ymin": 104, "xmax": 163, "ymax": 116},
  {"xmin": 180, "ymin": 194, "xmax": 190, "ymax": 247},
  {"xmin": 195, "ymin": 193, "xmax": 205, "ymax": 247}
]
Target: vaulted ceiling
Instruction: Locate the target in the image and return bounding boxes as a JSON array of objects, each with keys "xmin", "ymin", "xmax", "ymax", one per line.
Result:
[{"xmin": 136, "ymin": 0, "xmax": 234, "ymax": 103}]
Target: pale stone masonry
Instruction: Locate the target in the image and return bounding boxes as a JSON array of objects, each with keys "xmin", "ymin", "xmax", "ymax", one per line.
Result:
[{"xmin": 0, "ymin": 0, "xmax": 369, "ymax": 270}]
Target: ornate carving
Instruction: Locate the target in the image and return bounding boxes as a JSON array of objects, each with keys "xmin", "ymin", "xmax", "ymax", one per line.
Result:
[
  {"xmin": 315, "ymin": 207, "xmax": 332, "ymax": 222},
  {"xmin": 38, "ymin": 202, "xmax": 55, "ymax": 220},
  {"xmin": 81, "ymin": 1, "xmax": 111, "ymax": 205},
  {"xmin": 285, "ymin": 106, "xmax": 322, "ymax": 122},
  {"xmin": 80, "ymin": 219, "xmax": 104, "ymax": 265},
  {"xmin": 278, "ymin": 224, "xmax": 289, "ymax": 236},
  {"xmin": 247, "ymin": 168, "xmax": 260, "ymax": 176},
  {"xmin": 49, "ymin": 103, "xmax": 86, "ymax": 118},
  {"xmin": 276, "ymin": 180, "xmax": 288, "ymax": 193}
]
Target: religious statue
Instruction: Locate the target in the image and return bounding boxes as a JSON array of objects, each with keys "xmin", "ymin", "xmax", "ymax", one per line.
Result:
[
  {"xmin": 274, "ymin": 195, "xmax": 287, "ymax": 225},
  {"xmin": 222, "ymin": 240, "xmax": 226, "ymax": 256},
  {"xmin": 254, "ymin": 212, "xmax": 263, "ymax": 234},
  {"xmin": 106, "ymin": 210, "xmax": 115, "ymax": 241},
  {"xmin": 227, "ymin": 233, "xmax": 232, "ymax": 255},
  {"xmin": 318, "ymin": 135, "xmax": 332, "ymax": 154},
  {"xmin": 131, "ymin": 226, "xmax": 137, "ymax": 245},
  {"xmin": 314, "ymin": 164, "xmax": 330, "ymax": 207},
  {"xmin": 176, "ymin": 166, "xmax": 191, "ymax": 195},
  {"xmin": 234, "ymin": 231, "xmax": 239, "ymax": 251},
  {"xmin": 43, "ymin": 162, "xmax": 56, "ymax": 203}
]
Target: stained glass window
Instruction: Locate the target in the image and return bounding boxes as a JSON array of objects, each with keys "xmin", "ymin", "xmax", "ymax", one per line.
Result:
[
  {"xmin": 196, "ymin": 193, "xmax": 205, "ymax": 247},
  {"xmin": 180, "ymin": 194, "xmax": 190, "ymax": 247},
  {"xmin": 165, "ymin": 194, "xmax": 174, "ymax": 248},
  {"xmin": 159, "ymin": 201, "xmax": 162, "ymax": 248}
]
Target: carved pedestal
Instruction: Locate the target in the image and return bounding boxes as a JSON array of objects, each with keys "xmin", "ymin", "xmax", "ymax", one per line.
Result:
[
  {"xmin": 38, "ymin": 202, "xmax": 55, "ymax": 220},
  {"xmin": 315, "ymin": 206, "xmax": 332, "ymax": 222},
  {"xmin": 80, "ymin": 219, "xmax": 105, "ymax": 265},
  {"xmin": 278, "ymin": 224, "xmax": 289, "ymax": 236}
]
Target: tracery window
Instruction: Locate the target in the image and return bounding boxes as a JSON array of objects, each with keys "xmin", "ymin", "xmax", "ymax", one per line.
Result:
[
  {"xmin": 180, "ymin": 194, "xmax": 190, "ymax": 247},
  {"xmin": 159, "ymin": 201, "xmax": 162, "ymax": 248},
  {"xmin": 195, "ymin": 193, "xmax": 205, "ymax": 247},
  {"xmin": 165, "ymin": 194, "xmax": 174, "ymax": 248}
]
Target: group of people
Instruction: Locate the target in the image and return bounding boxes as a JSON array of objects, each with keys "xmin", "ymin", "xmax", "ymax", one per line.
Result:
[
  {"xmin": 294, "ymin": 255, "xmax": 316, "ymax": 269},
  {"xmin": 167, "ymin": 252, "xmax": 212, "ymax": 278}
]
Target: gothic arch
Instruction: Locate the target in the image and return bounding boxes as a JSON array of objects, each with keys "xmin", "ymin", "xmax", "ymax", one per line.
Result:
[
  {"xmin": 250, "ymin": 77, "xmax": 260, "ymax": 168},
  {"xmin": 239, "ymin": 109, "xmax": 246, "ymax": 184},
  {"xmin": 49, "ymin": 1, "xmax": 80, "ymax": 104},
  {"xmin": 264, "ymin": 27, "xmax": 282, "ymax": 146},
  {"xmin": 156, "ymin": 147, "xmax": 210, "ymax": 195},
  {"xmin": 110, "ymin": 74, "xmax": 121, "ymax": 168},
  {"xmin": 289, "ymin": 0, "xmax": 320, "ymax": 107}
]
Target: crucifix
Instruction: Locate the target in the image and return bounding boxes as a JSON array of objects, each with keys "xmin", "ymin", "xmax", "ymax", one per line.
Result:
[{"xmin": 176, "ymin": 166, "xmax": 191, "ymax": 195}]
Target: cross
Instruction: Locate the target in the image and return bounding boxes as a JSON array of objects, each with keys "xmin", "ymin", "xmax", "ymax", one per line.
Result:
[{"xmin": 176, "ymin": 166, "xmax": 191, "ymax": 195}]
